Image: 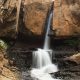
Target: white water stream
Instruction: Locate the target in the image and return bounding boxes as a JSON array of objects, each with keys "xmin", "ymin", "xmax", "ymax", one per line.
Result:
[
  {"xmin": 31, "ymin": 49, "xmax": 59, "ymax": 80},
  {"xmin": 31, "ymin": 1, "xmax": 60, "ymax": 80}
]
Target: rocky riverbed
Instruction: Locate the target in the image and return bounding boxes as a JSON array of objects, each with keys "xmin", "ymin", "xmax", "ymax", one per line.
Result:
[{"xmin": 2, "ymin": 40, "xmax": 79, "ymax": 80}]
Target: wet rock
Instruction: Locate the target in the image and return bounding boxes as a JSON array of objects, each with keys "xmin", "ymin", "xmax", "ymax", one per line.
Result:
[
  {"xmin": 0, "ymin": 52, "xmax": 4, "ymax": 61},
  {"xmin": 8, "ymin": 59, "xmax": 16, "ymax": 67}
]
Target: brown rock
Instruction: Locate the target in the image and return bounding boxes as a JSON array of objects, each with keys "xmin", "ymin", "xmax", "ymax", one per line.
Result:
[
  {"xmin": 23, "ymin": 0, "xmax": 80, "ymax": 37},
  {"xmin": 53, "ymin": 0, "xmax": 80, "ymax": 37},
  {"xmin": 23, "ymin": 0, "xmax": 52, "ymax": 36},
  {"xmin": 1, "ymin": 0, "xmax": 80, "ymax": 38},
  {"xmin": 0, "ymin": 0, "xmax": 17, "ymax": 39},
  {"xmin": 8, "ymin": 59, "xmax": 16, "ymax": 67},
  {"xmin": 65, "ymin": 53, "xmax": 80, "ymax": 64},
  {"xmin": 0, "ymin": 53, "xmax": 4, "ymax": 61},
  {"xmin": 0, "ymin": 50, "xmax": 4, "ymax": 69}
]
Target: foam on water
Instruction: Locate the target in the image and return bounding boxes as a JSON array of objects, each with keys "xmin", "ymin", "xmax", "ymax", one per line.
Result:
[
  {"xmin": 31, "ymin": 49, "xmax": 59, "ymax": 80},
  {"xmin": 32, "ymin": 49, "xmax": 53, "ymax": 68},
  {"xmin": 31, "ymin": 68, "xmax": 59, "ymax": 80}
]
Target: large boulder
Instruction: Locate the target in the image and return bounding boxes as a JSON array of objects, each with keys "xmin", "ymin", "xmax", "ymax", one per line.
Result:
[{"xmin": 64, "ymin": 53, "xmax": 80, "ymax": 64}]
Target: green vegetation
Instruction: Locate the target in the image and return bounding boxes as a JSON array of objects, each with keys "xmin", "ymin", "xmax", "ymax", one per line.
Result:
[
  {"xmin": 0, "ymin": 39, "xmax": 8, "ymax": 50},
  {"xmin": 64, "ymin": 38, "xmax": 80, "ymax": 46}
]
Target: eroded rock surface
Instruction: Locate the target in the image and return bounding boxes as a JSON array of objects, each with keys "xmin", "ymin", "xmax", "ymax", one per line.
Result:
[
  {"xmin": 0, "ymin": 0, "xmax": 17, "ymax": 38},
  {"xmin": 64, "ymin": 53, "xmax": 80, "ymax": 64},
  {"xmin": 1, "ymin": 0, "xmax": 80, "ymax": 38},
  {"xmin": 53, "ymin": 0, "xmax": 80, "ymax": 37},
  {"xmin": 23, "ymin": 0, "xmax": 80, "ymax": 37},
  {"xmin": 0, "ymin": 49, "xmax": 19, "ymax": 80},
  {"xmin": 23, "ymin": 0, "xmax": 52, "ymax": 36}
]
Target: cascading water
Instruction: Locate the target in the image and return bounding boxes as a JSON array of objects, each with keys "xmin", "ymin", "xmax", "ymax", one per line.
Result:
[
  {"xmin": 31, "ymin": 1, "xmax": 60, "ymax": 80},
  {"xmin": 43, "ymin": 7, "xmax": 52, "ymax": 50}
]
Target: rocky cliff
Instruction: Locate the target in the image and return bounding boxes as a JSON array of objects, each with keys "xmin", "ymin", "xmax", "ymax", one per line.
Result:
[
  {"xmin": 0, "ymin": 0, "xmax": 17, "ymax": 39},
  {"xmin": 22, "ymin": 0, "xmax": 52, "ymax": 37},
  {"xmin": 23, "ymin": 0, "xmax": 80, "ymax": 37},
  {"xmin": 0, "ymin": 0, "xmax": 80, "ymax": 39},
  {"xmin": 53, "ymin": 0, "xmax": 80, "ymax": 37}
]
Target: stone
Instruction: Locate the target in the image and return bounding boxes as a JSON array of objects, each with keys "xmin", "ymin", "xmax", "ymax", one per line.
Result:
[
  {"xmin": 23, "ymin": 0, "xmax": 52, "ymax": 36},
  {"xmin": 23, "ymin": 0, "xmax": 80, "ymax": 37},
  {"xmin": 53, "ymin": 0, "xmax": 80, "ymax": 37},
  {"xmin": 0, "ymin": 48, "xmax": 19, "ymax": 80},
  {"xmin": 0, "ymin": 0, "xmax": 17, "ymax": 39},
  {"xmin": 1, "ymin": 0, "xmax": 80, "ymax": 38},
  {"xmin": 65, "ymin": 53, "xmax": 80, "ymax": 64}
]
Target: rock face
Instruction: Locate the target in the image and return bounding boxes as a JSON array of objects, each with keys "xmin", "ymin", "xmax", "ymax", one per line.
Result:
[
  {"xmin": 0, "ymin": 49, "xmax": 20, "ymax": 80},
  {"xmin": 53, "ymin": 0, "xmax": 80, "ymax": 37},
  {"xmin": 23, "ymin": 0, "xmax": 80, "ymax": 37},
  {"xmin": 22, "ymin": 0, "xmax": 52, "ymax": 36},
  {"xmin": 0, "ymin": 0, "xmax": 80, "ymax": 38},
  {"xmin": 64, "ymin": 53, "xmax": 80, "ymax": 64},
  {"xmin": 0, "ymin": 0, "xmax": 17, "ymax": 39}
]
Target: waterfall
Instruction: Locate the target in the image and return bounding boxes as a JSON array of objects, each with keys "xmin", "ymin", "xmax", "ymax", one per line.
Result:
[
  {"xmin": 31, "ymin": 1, "xmax": 60, "ymax": 80},
  {"xmin": 43, "ymin": 10, "xmax": 53, "ymax": 50},
  {"xmin": 32, "ymin": 10, "xmax": 54, "ymax": 69},
  {"xmin": 32, "ymin": 49, "xmax": 51, "ymax": 68}
]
